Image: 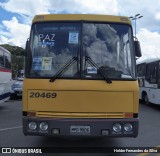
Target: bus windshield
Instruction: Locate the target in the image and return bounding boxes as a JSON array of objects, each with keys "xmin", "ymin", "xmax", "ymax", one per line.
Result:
[{"xmin": 28, "ymin": 22, "xmax": 135, "ymax": 80}]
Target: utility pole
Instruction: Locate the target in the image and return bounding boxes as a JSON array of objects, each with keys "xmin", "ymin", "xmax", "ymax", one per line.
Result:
[{"xmin": 129, "ymin": 14, "xmax": 143, "ymax": 37}]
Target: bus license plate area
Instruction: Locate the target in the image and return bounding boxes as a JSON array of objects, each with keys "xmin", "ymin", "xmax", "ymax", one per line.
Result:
[{"xmin": 70, "ymin": 126, "xmax": 90, "ymax": 135}]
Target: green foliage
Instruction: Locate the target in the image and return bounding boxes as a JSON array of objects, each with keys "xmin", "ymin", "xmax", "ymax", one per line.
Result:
[
  {"xmin": 0, "ymin": 44, "xmax": 25, "ymax": 78},
  {"xmin": 0, "ymin": 44, "xmax": 24, "ymax": 56}
]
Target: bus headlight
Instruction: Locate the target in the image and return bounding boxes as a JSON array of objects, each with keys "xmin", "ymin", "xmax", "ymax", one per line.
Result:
[
  {"xmin": 39, "ymin": 122, "xmax": 48, "ymax": 131},
  {"xmin": 124, "ymin": 123, "xmax": 133, "ymax": 132},
  {"xmin": 28, "ymin": 122, "xmax": 37, "ymax": 130},
  {"xmin": 113, "ymin": 123, "xmax": 122, "ymax": 133}
]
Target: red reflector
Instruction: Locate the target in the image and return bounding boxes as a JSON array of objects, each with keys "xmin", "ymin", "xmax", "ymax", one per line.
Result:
[
  {"xmin": 27, "ymin": 112, "xmax": 36, "ymax": 117},
  {"xmin": 125, "ymin": 113, "xmax": 133, "ymax": 118}
]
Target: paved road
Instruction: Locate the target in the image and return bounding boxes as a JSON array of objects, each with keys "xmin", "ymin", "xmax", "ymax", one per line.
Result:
[{"xmin": 0, "ymin": 99, "xmax": 160, "ymax": 155}]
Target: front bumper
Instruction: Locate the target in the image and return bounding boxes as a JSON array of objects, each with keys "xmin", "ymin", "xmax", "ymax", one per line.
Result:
[{"xmin": 23, "ymin": 117, "xmax": 139, "ymax": 138}]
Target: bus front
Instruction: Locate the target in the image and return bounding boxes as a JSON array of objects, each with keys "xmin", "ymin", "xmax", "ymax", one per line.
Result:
[{"xmin": 23, "ymin": 14, "xmax": 139, "ymax": 137}]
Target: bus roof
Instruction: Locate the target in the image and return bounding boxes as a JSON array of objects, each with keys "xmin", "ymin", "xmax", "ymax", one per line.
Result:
[
  {"xmin": 32, "ymin": 14, "xmax": 131, "ymax": 25},
  {"xmin": 136, "ymin": 58, "xmax": 160, "ymax": 65},
  {"xmin": 0, "ymin": 46, "xmax": 11, "ymax": 54}
]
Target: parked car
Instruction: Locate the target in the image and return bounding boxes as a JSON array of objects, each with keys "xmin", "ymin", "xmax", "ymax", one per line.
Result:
[
  {"xmin": 10, "ymin": 81, "xmax": 23, "ymax": 99},
  {"xmin": 17, "ymin": 76, "xmax": 24, "ymax": 81}
]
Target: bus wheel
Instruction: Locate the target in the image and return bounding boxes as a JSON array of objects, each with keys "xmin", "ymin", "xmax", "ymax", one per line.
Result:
[{"xmin": 144, "ymin": 93, "xmax": 149, "ymax": 105}]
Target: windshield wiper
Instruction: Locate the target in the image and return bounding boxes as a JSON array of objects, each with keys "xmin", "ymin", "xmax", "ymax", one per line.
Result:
[
  {"xmin": 85, "ymin": 57, "xmax": 112, "ymax": 84},
  {"xmin": 49, "ymin": 57, "xmax": 78, "ymax": 82}
]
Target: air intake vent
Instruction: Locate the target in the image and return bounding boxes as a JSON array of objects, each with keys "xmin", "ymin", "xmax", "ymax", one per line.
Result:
[{"xmin": 36, "ymin": 112, "xmax": 125, "ymax": 118}]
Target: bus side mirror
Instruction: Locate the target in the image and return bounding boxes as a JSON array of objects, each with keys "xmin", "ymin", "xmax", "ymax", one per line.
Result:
[
  {"xmin": 25, "ymin": 39, "xmax": 29, "ymax": 57},
  {"xmin": 134, "ymin": 40, "xmax": 142, "ymax": 57}
]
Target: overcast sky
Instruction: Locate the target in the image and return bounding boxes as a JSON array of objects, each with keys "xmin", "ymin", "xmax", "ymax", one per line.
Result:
[{"xmin": 0, "ymin": 0, "xmax": 160, "ymax": 62}]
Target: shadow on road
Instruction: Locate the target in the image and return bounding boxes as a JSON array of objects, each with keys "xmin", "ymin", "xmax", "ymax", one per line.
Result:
[
  {"xmin": 140, "ymin": 100, "xmax": 160, "ymax": 111},
  {"xmin": 0, "ymin": 105, "xmax": 8, "ymax": 111},
  {"xmin": 32, "ymin": 137, "xmax": 134, "ymax": 156},
  {"xmin": 39, "ymin": 137, "xmax": 120, "ymax": 147}
]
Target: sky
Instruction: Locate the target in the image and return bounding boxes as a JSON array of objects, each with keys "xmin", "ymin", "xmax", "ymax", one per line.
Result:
[{"xmin": 0, "ymin": 0, "xmax": 160, "ymax": 62}]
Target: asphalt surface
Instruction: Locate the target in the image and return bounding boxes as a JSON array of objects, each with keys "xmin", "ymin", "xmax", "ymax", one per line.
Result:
[{"xmin": 0, "ymin": 99, "xmax": 160, "ymax": 156}]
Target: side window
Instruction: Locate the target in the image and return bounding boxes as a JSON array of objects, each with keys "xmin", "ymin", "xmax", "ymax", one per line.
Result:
[
  {"xmin": 150, "ymin": 63, "xmax": 157, "ymax": 84},
  {"xmin": 137, "ymin": 63, "xmax": 146, "ymax": 77},
  {"xmin": 137, "ymin": 65, "xmax": 140, "ymax": 76},
  {"xmin": 0, "ymin": 49, "xmax": 4, "ymax": 67},
  {"xmin": 158, "ymin": 62, "xmax": 160, "ymax": 83},
  {"xmin": 146, "ymin": 64, "xmax": 151, "ymax": 83},
  {"xmin": 4, "ymin": 52, "xmax": 11, "ymax": 69},
  {"xmin": 146, "ymin": 62, "xmax": 157, "ymax": 84}
]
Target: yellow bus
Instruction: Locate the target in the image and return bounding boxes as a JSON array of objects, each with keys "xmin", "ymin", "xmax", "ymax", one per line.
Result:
[{"xmin": 23, "ymin": 14, "xmax": 141, "ymax": 137}]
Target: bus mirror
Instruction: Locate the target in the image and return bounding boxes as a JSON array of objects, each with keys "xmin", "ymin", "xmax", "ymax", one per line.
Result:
[{"xmin": 134, "ymin": 40, "xmax": 142, "ymax": 57}]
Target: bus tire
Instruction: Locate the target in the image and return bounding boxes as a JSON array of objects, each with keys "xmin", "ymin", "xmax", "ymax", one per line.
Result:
[{"xmin": 143, "ymin": 93, "xmax": 149, "ymax": 105}]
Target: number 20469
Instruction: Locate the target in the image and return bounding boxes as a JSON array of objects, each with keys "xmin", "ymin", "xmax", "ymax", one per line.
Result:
[{"xmin": 30, "ymin": 92, "xmax": 57, "ymax": 98}]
